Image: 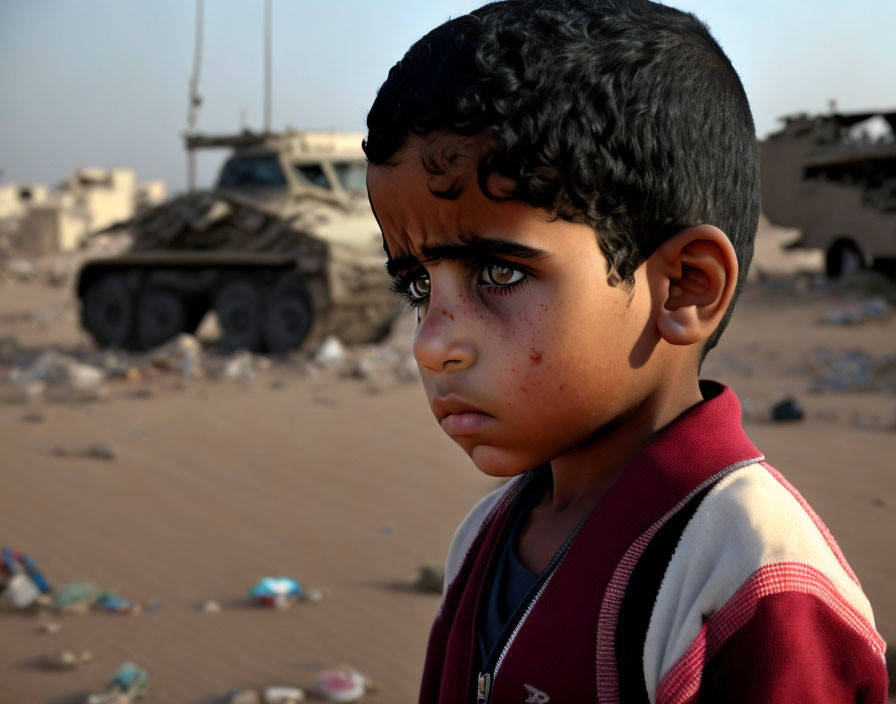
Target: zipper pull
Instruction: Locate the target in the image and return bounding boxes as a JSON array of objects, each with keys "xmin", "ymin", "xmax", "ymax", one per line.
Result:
[{"xmin": 476, "ymin": 672, "xmax": 491, "ymax": 704}]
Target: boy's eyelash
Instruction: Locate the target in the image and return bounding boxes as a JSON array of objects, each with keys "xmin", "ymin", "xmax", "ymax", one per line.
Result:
[{"xmin": 388, "ymin": 258, "xmax": 532, "ymax": 308}]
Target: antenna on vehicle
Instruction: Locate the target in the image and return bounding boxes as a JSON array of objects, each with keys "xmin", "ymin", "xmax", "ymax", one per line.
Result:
[
  {"xmin": 264, "ymin": 0, "xmax": 272, "ymax": 135},
  {"xmin": 186, "ymin": 0, "xmax": 205, "ymax": 191}
]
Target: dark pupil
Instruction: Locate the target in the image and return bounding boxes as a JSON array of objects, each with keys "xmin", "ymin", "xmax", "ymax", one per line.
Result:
[{"xmin": 413, "ymin": 276, "xmax": 430, "ymax": 297}]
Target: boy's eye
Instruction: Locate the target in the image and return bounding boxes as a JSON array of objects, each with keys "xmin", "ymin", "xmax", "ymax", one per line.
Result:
[
  {"xmin": 483, "ymin": 262, "xmax": 525, "ymax": 286},
  {"xmin": 408, "ymin": 273, "xmax": 431, "ymax": 300}
]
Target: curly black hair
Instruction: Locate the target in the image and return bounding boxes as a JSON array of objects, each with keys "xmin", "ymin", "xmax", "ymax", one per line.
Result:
[{"xmin": 364, "ymin": 0, "xmax": 759, "ymax": 358}]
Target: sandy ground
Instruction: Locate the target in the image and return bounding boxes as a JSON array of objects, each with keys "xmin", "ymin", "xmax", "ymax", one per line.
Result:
[{"xmin": 0, "ymin": 232, "xmax": 894, "ymax": 702}]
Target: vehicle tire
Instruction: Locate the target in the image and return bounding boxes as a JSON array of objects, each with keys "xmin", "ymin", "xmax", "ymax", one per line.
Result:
[
  {"xmin": 82, "ymin": 273, "xmax": 135, "ymax": 348},
  {"xmin": 214, "ymin": 277, "xmax": 266, "ymax": 351},
  {"xmin": 264, "ymin": 275, "xmax": 313, "ymax": 353},
  {"xmin": 826, "ymin": 240, "xmax": 864, "ymax": 279},
  {"xmin": 135, "ymin": 288, "xmax": 187, "ymax": 350}
]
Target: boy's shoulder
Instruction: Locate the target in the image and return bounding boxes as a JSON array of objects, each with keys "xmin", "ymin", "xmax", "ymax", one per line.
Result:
[
  {"xmin": 442, "ymin": 474, "xmax": 526, "ymax": 599},
  {"xmin": 643, "ymin": 459, "xmax": 884, "ymax": 697}
]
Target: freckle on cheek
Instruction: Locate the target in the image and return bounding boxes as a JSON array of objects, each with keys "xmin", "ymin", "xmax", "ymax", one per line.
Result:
[
  {"xmin": 529, "ymin": 349, "xmax": 543, "ymax": 364},
  {"xmin": 519, "ymin": 386, "xmax": 528, "ymax": 393}
]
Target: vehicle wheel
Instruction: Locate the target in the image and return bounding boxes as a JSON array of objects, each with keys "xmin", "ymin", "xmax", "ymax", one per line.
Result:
[
  {"xmin": 826, "ymin": 241, "xmax": 864, "ymax": 279},
  {"xmin": 214, "ymin": 278, "xmax": 265, "ymax": 351},
  {"xmin": 135, "ymin": 288, "xmax": 187, "ymax": 350},
  {"xmin": 264, "ymin": 275, "xmax": 313, "ymax": 353},
  {"xmin": 82, "ymin": 274, "xmax": 135, "ymax": 348}
]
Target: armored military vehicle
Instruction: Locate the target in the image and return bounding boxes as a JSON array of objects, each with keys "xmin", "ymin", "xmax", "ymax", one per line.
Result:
[
  {"xmin": 76, "ymin": 130, "xmax": 399, "ymax": 353},
  {"xmin": 759, "ymin": 109, "xmax": 896, "ymax": 278}
]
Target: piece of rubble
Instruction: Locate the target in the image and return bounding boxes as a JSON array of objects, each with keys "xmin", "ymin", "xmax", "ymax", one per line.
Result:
[
  {"xmin": 224, "ymin": 350, "xmax": 256, "ymax": 381},
  {"xmin": 1, "ymin": 379, "xmax": 45, "ymax": 404},
  {"xmin": 149, "ymin": 333, "xmax": 203, "ymax": 378},
  {"xmin": 9, "ymin": 350, "xmax": 108, "ymax": 403},
  {"xmin": 84, "ymin": 443, "xmax": 116, "ymax": 461},
  {"xmin": 228, "ymin": 690, "xmax": 261, "ymax": 704},
  {"xmin": 298, "ymin": 587, "xmax": 327, "ymax": 603},
  {"xmin": 37, "ymin": 621, "xmax": 61, "ymax": 635},
  {"xmin": 21, "ymin": 410, "xmax": 45, "ymax": 423},
  {"xmin": 313, "ymin": 336, "xmax": 347, "ymax": 366},
  {"xmin": 414, "ymin": 564, "xmax": 445, "ymax": 594},
  {"xmin": 771, "ymin": 398, "xmax": 804, "ymax": 423},
  {"xmin": 201, "ymin": 599, "xmax": 221, "ymax": 613},
  {"xmin": 263, "ymin": 686, "xmax": 306, "ymax": 703},
  {"xmin": 44, "ymin": 649, "xmax": 79, "ymax": 670}
]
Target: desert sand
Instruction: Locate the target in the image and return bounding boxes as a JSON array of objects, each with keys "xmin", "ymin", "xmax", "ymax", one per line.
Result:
[{"xmin": 1, "ymin": 229, "xmax": 894, "ymax": 702}]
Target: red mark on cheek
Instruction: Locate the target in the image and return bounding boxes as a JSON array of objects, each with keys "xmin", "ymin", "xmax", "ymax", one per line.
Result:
[
  {"xmin": 440, "ymin": 309, "xmax": 455, "ymax": 320},
  {"xmin": 529, "ymin": 349, "xmax": 543, "ymax": 364},
  {"xmin": 519, "ymin": 386, "xmax": 528, "ymax": 393}
]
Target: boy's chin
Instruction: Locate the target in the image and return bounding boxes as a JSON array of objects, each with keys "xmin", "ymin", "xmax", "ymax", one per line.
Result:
[{"xmin": 468, "ymin": 444, "xmax": 540, "ymax": 479}]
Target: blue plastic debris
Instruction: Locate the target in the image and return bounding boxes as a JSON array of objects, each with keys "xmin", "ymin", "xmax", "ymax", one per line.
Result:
[{"xmin": 249, "ymin": 576, "xmax": 301, "ymax": 608}]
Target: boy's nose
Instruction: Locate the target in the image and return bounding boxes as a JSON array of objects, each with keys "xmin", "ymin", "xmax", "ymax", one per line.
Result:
[{"xmin": 412, "ymin": 307, "xmax": 476, "ymax": 373}]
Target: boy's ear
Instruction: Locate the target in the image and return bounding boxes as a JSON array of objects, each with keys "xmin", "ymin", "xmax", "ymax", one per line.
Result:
[{"xmin": 647, "ymin": 225, "xmax": 738, "ymax": 346}]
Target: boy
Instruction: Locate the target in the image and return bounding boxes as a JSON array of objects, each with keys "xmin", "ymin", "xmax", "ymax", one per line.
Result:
[{"xmin": 363, "ymin": 0, "xmax": 887, "ymax": 701}]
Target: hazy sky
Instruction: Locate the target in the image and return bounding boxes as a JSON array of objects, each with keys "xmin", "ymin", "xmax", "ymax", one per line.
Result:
[{"xmin": 1, "ymin": 1, "xmax": 894, "ymax": 191}]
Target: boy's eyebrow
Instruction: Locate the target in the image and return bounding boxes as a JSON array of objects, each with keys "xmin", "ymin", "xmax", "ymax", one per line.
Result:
[{"xmin": 386, "ymin": 237, "xmax": 550, "ymax": 276}]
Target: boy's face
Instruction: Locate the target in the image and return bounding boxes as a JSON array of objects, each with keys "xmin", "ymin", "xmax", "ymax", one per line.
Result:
[{"xmin": 367, "ymin": 134, "xmax": 662, "ymax": 477}]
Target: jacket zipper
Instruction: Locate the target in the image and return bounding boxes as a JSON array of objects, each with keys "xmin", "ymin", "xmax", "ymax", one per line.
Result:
[{"xmin": 474, "ymin": 516, "xmax": 586, "ymax": 703}]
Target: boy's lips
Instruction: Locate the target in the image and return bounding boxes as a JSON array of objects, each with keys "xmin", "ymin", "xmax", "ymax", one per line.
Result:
[{"xmin": 431, "ymin": 397, "xmax": 494, "ymax": 436}]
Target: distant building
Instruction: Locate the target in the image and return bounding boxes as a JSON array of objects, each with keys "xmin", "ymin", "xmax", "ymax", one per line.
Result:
[{"xmin": 6, "ymin": 168, "xmax": 167, "ymax": 254}]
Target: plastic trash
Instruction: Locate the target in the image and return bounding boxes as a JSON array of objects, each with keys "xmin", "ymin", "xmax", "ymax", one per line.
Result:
[
  {"xmin": 2, "ymin": 573, "xmax": 41, "ymax": 608},
  {"xmin": 95, "ymin": 592, "xmax": 136, "ymax": 613},
  {"xmin": 249, "ymin": 577, "xmax": 301, "ymax": 609},
  {"xmin": 315, "ymin": 667, "xmax": 367, "ymax": 702},
  {"xmin": 52, "ymin": 582, "xmax": 101, "ymax": 611}
]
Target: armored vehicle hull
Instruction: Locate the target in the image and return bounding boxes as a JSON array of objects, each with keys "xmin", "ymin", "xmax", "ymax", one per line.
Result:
[
  {"xmin": 76, "ymin": 131, "xmax": 399, "ymax": 352},
  {"xmin": 759, "ymin": 110, "xmax": 896, "ymax": 278}
]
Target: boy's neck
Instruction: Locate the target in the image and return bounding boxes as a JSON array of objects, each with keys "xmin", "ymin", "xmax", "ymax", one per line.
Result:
[{"xmin": 545, "ymin": 371, "xmax": 705, "ymax": 516}]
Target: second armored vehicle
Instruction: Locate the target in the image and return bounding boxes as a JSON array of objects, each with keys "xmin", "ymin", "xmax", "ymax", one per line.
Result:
[
  {"xmin": 759, "ymin": 109, "xmax": 896, "ymax": 278},
  {"xmin": 77, "ymin": 130, "xmax": 399, "ymax": 353}
]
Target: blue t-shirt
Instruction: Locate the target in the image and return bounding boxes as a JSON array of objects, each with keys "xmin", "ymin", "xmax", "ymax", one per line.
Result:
[{"xmin": 477, "ymin": 469, "xmax": 550, "ymax": 665}]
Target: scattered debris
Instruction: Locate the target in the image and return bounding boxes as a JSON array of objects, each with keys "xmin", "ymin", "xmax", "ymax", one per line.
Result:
[
  {"xmin": 95, "ymin": 591, "xmax": 138, "ymax": 614},
  {"xmin": 44, "ymin": 649, "xmax": 79, "ymax": 671},
  {"xmin": 201, "ymin": 599, "xmax": 222, "ymax": 613},
  {"xmin": 3, "ymin": 350, "xmax": 108, "ymax": 403},
  {"xmin": 149, "ymin": 333, "xmax": 203, "ymax": 379},
  {"xmin": 807, "ymin": 348, "xmax": 896, "ymax": 393},
  {"xmin": 228, "ymin": 690, "xmax": 262, "ymax": 704},
  {"xmin": 263, "ymin": 685, "xmax": 306, "ymax": 703},
  {"xmin": 20, "ymin": 410, "xmax": 45, "ymax": 422},
  {"xmin": 249, "ymin": 577, "xmax": 301, "ymax": 609},
  {"xmin": 314, "ymin": 337, "xmax": 347, "ymax": 366},
  {"xmin": 85, "ymin": 662, "xmax": 150, "ymax": 703},
  {"xmin": 771, "ymin": 398, "xmax": 805, "ymax": 423},
  {"xmin": 1, "ymin": 547, "xmax": 51, "ymax": 609},
  {"xmin": 414, "ymin": 564, "xmax": 445, "ymax": 594},
  {"xmin": 2, "ymin": 573, "xmax": 42, "ymax": 609},
  {"xmin": 53, "ymin": 442, "xmax": 116, "ymax": 461},
  {"xmin": 315, "ymin": 667, "xmax": 370, "ymax": 703},
  {"xmin": 224, "ymin": 350, "xmax": 256, "ymax": 381},
  {"xmin": 53, "ymin": 582, "xmax": 101, "ymax": 613},
  {"xmin": 820, "ymin": 297, "xmax": 891, "ymax": 325},
  {"xmin": 37, "ymin": 621, "xmax": 61, "ymax": 635}
]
